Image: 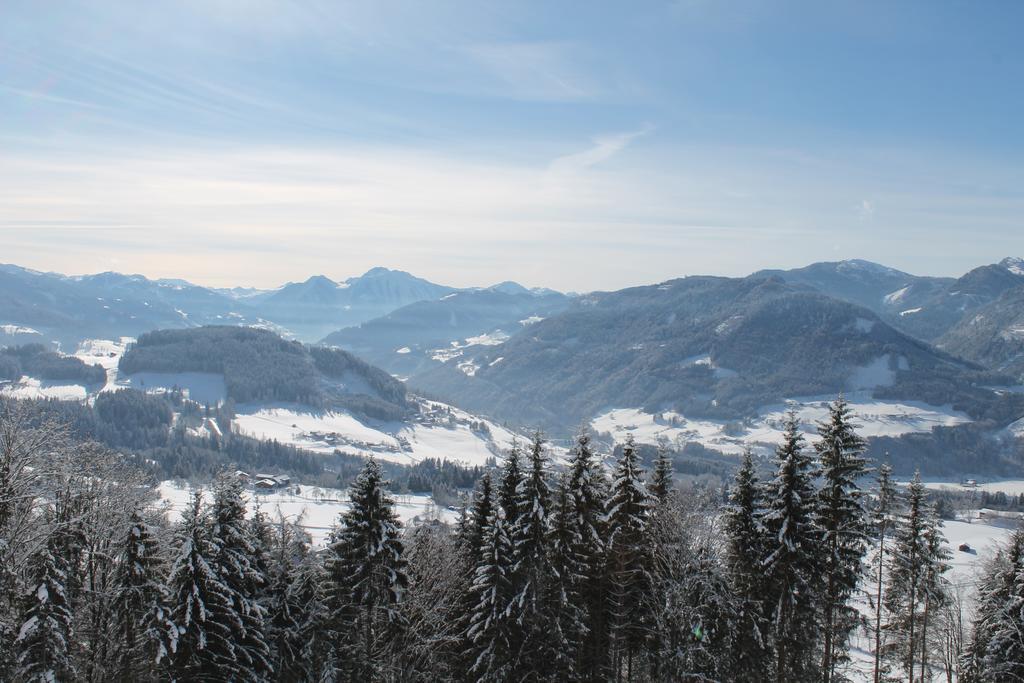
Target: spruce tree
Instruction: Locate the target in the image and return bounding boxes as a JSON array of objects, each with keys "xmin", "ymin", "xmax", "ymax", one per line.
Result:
[
  {"xmin": 264, "ymin": 512, "xmax": 314, "ymax": 682},
  {"xmin": 168, "ymin": 491, "xmax": 239, "ymax": 680},
  {"xmin": 649, "ymin": 444, "xmax": 674, "ymax": 504},
  {"xmin": 14, "ymin": 532, "xmax": 76, "ymax": 683},
  {"xmin": 964, "ymin": 528, "xmax": 1024, "ymax": 681},
  {"xmin": 467, "ymin": 508, "xmax": 516, "ymax": 682},
  {"xmin": 884, "ymin": 472, "xmax": 942, "ymax": 681},
  {"xmin": 917, "ymin": 511, "xmax": 950, "ymax": 682},
  {"xmin": 814, "ymin": 396, "xmax": 869, "ymax": 682},
  {"xmin": 455, "ymin": 471, "xmax": 496, "ymax": 676},
  {"xmin": 544, "ymin": 472, "xmax": 587, "ymax": 682},
  {"xmin": 723, "ymin": 449, "xmax": 768, "ymax": 681},
  {"xmin": 565, "ymin": 431, "xmax": 611, "ymax": 681},
  {"xmin": 210, "ymin": 476, "xmax": 273, "ymax": 680},
  {"xmin": 871, "ymin": 463, "xmax": 897, "ymax": 683},
  {"xmin": 508, "ymin": 431, "xmax": 554, "ymax": 676},
  {"xmin": 605, "ymin": 435, "xmax": 654, "ymax": 681},
  {"xmin": 460, "ymin": 472, "xmax": 494, "ymax": 560},
  {"xmin": 110, "ymin": 509, "xmax": 178, "ymax": 680},
  {"xmin": 325, "ymin": 457, "xmax": 409, "ymax": 681},
  {"xmin": 761, "ymin": 411, "xmax": 821, "ymax": 683},
  {"xmin": 498, "ymin": 443, "xmax": 524, "ymax": 535}
]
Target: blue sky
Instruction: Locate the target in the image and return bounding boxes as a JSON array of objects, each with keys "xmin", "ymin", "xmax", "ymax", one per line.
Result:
[{"xmin": 1, "ymin": 0, "xmax": 1022, "ymax": 290}]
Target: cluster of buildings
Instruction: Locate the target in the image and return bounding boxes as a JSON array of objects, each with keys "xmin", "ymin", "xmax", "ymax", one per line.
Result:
[{"xmin": 234, "ymin": 470, "xmax": 292, "ymax": 491}]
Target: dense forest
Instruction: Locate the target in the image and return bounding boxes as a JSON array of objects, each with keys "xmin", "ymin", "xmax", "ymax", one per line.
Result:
[
  {"xmin": 0, "ymin": 344, "xmax": 106, "ymax": 384},
  {"xmin": 1, "ymin": 397, "xmax": 1021, "ymax": 681},
  {"xmin": 19, "ymin": 391, "xmax": 480, "ymax": 495},
  {"xmin": 119, "ymin": 327, "xmax": 411, "ymax": 420}
]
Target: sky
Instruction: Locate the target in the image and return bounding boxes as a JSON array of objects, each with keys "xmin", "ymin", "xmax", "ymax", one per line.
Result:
[{"xmin": 1, "ymin": 0, "xmax": 1022, "ymax": 291}]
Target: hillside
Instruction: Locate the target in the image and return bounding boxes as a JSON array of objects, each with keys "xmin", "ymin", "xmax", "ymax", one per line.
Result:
[
  {"xmin": 321, "ymin": 287, "xmax": 570, "ymax": 377},
  {"xmin": 412, "ymin": 275, "xmax": 1019, "ymax": 431},
  {"xmin": 120, "ymin": 326, "xmax": 411, "ymax": 420},
  {"xmin": 759, "ymin": 257, "xmax": 1024, "ymax": 341},
  {"xmin": 938, "ymin": 284, "xmax": 1024, "ymax": 381}
]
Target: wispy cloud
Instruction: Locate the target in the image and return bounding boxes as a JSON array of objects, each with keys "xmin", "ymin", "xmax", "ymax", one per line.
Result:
[
  {"xmin": 547, "ymin": 125, "xmax": 654, "ymax": 176},
  {"xmin": 460, "ymin": 41, "xmax": 605, "ymax": 102}
]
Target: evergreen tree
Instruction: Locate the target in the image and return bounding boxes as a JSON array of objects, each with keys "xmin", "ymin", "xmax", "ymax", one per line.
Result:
[
  {"xmin": 325, "ymin": 457, "xmax": 409, "ymax": 681},
  {"xmin": 917, "ymin": 511, "xmax": 950, "ymax": 682},
  {"xmin": 168, "ymin": 491, "xmax": 239, "ymax": 680},
  {"xmin": 109, "ymin": 509, "xmax": 178, "ymax": 680},
  {"xmin": 964, "ymin": 528, "xmax": 1024, "ymax": 681},
  {"xmin": 884, "ymin": 472, "xmax": 947, "ymax": 681},
  {"xmin": 15, "ymin": 532, "xmax": 76, "ymax": 683},
  {"xmin": 605, "ymin": 435, "xmax": 654, "ymax": 681},
  {"xmin": 498, "ymin": 443, "xmax": 524, "ymax": 535},
  {"xmin": 814, "ymin": 396, "xmax": 869, "ymax": 682},
  {"xmin": 565, "ymin": 431, "xmax": 611, "ymax": 681},
  {"xmin": 871, "ymin": 463, "xmax": 897, "ymax": 683},
  {"xmin": 723, "ymin": 449, "xmax": 769, "ymax": 681},
  {"xmin": 467, "ymin": 508, "xmax": 516, "ymax": 682},
  {"xmin": 263, "ymin": 512, "xmax": 314, "ymax": 682},
  {"xmin": 460, "ymin": 472, "xmax": 494, "ymax": 560},
  {"xmin": 544, "ymin": 472, "xmax": 587, "ymax": 682},
  {"xmin": 649, "ymin": 444, "xmax": 673, "ymax": 504},
  {"xmin": 508, "ymin": 431, "xmax": 554, "ymax": 677},
  {"xmin": 761, "ymin": 411, "xmax": 821, "ymax": 683},
  {"xmin": 210, "ymin": 476, "xmax": 273, "ymax": 680},
  {"xmin": 455, "ymin": 471, "xmax": 495, "ymax": 674}
]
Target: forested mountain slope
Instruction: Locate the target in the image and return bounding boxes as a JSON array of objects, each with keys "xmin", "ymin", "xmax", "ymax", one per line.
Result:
[
  {"xmin": 412, "ymin": 275, "xmax": 1020, "ymax": 430},
  {"xmin": 321, "ymin": 287, "xmax": 570, "ymax": 377},
  {"xmin": 120, "ymin": 326, "xmax": 411, "ymax": 420}
]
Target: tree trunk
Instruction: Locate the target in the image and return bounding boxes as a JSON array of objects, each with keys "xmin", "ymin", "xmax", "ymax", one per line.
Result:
[{"xmin": 874, "ymin": 533, "xmax": 886, "ymax": 683}]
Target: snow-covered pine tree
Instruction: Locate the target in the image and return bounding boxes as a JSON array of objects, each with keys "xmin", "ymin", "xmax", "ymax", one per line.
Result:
[
  {"xmin": 963, "ymin": 528, "xmax": 1024, "ymax": 681},
  {"xmin": 109, "ymin": 509, "xmax": 178, "ymax": 680},
  {"xmin": 168, "ymin": 491, "xmax": 240, "ymax": 679},
  {"xmin": 605, "ymin": 435, "xmax": 654, "ymax": 680},
  {"xmin": 917, "ymin": 510, "xmax": 950, "ymax": 682},
  {"xmin": 565, "ymin": 430, "xmax": 611, "ymax": 681},
  {"xmin": 263, "ymin": 511, "xmax": 315, "ymax": 681},
  {"xmin": 544, "ymin": 471, "xmax": 587, "ymax": 682},
  {"xmin": 508, "ymin": 431, "xmax": 554, "ymax": 676},
  {"xmin": 210, "ymin": 476, "xmax": 273, "ymax": 680},
  {"xmin": 498, "ymin": 442, "xmax": 525, "ymax": 537},
  {"xmin": 814, "ymin": 396, "xmax": 869, "ymax": 682},
  {"xmin": 325, "ymin": 457, "xmax": 409, "ymax": 681},
  {"xmin": 467, "ymin": 507, "xmax": 515, "ymax": 682},
  {"xmin": 722, "ymin": 448, "xmax": 769, "ymax": 681},
  {"xmin": 761, "ymin": 411, "xmax": 821, "ymax": 683},
  {"xmin": 460, "ymin": 471, "xmax": 494, "ymax": 560},
  {"xmin": 396, "ymin": 522, "xmax": 466, "ymax": 682},
  {"xmin": 649, "ymin": 444, "xmax": 674, "ymax": 504},
  {"xmin": 454, "ymin": 471, "xmax": 495, "ymax": 676},
  {"xmin": 870, "ymin": 463, "xmax": 897, "ymax": 683},
  {"xmin": 883, "ymin": 471, "xmax": 931, "ymax": 680},
  {"xmin": 14, "ymin": 530, "xmax": 76, "ymax": 683}
]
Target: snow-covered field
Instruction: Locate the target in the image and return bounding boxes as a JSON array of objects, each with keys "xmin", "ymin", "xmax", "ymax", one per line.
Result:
[
  {"xmin": 593, "ymin": 394, "xmax": 971, "ymax": 457},
  {"xmin": 157, "ymin": 480, "xmax": 457, "ymax": 546},
  {"xmin": 232, "ymin": 401, "xmax": 529, "ymax": 467},
  {"xmin": 0, "ymin": 376, "xmax": 89, "ymax": 400}
]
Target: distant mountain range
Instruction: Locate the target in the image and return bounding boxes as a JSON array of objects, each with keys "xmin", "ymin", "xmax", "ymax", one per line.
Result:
[
  {"xmin": 0, "ymin": 264, "xmax": 551, "ymax": 349},
  {"xmin": 3, "ymin": 257, "xmax": 1024, "ymax": 475},
  {"xmin": 321, "ymin": 286, "xmax": 571, "ymax": 378}
]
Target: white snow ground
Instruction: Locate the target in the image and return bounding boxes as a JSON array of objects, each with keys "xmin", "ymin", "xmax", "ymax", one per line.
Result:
[
  {"xmin": 157, "ymin": 480, "xmax": 458, "ymax": 546},
  {"xmin": 232, "ymin": 401, "xmax": 530, "ymax": 467},
  {"xmin": 593, "ymin": 395, "xmax": 970, "ymax": 457}
]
